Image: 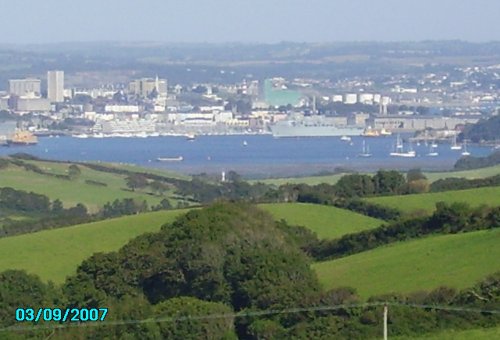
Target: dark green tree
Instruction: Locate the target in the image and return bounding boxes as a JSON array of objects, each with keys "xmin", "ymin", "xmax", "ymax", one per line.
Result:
[
  {"xmin": 51, "ymin": 199, "xmax": 64, "ymax": 214},
  {"xmin": 154, "ymin": 297, "xmax": 237, "ymax": 339},
  {"xmin": 406, "ymin": 168, "xmax": 427, "ymax": 182},
  {"xmin": 125, "ymin": 174, "xmax": 148, "ymax": 191},
  {"xmin": 68, "ymin": 164, "xmax": 81, "ymax": 180},
  {"xmin": 372, "ymin": 170, "xmax": 406, "ymax": 195}
]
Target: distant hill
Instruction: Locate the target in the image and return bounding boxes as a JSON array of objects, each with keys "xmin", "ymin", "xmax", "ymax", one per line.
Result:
[{"xmin": 454, "ymin": 150, "xmax": 500, "ymax": 170}]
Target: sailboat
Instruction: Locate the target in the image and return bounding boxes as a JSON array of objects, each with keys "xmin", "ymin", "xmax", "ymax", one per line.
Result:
[
  {"xmin": 461, "ymin": 140, "xmax": 470, "ymax": 156},
  {"xmin": 450, "ymin": 134, "xmax": 462, "ymax": 150},
  {"xmin": 390, "ymin": 134, "xmax": 416, "ymax": 157},
  {"xmin": 427, "ymin": 144, "xmax": 439, "ymax": 157},
  {"xmin": 358, "ymin": 140, "xmax": 372, "ymax": 157}
]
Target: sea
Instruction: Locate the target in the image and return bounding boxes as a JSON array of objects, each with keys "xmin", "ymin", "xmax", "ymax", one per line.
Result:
[{"xmin": 0, "ymin": 135, "xmax": 495, "ymax": 178}]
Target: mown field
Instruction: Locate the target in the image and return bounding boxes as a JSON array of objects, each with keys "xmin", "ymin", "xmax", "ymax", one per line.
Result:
[
  {"xmin": 252, "ymin": 165, "xmax": 500, "ymax": 186},
  {"xmin": 313, "ymin": 228, "xmax": 500, "ymax": 299},
  {"xmin": 260, "ymin": 203, "xmax": 383, "ymax": 239},
  {"xmin": 0, "ymin": 159, "xmax": 182, "ymax": 212},
  {"xmin": 0, "ymin": 209, "xmax": 188, "ymax": 283},
  {"xmin": 366, "ymin": 186, "xmax": 500, "ymax": 214},
  {"xmin": 394, "ymin": 326, "xmax": 500, "ymax": 340}
]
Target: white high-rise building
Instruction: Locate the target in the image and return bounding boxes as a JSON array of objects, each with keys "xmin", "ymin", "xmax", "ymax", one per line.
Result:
[
  {"xmin": 47, "ymin": 70, "xmax": 64, "ymax": 102},
  {"xmin": 8, "ymin": 78, "xmax": 41, "ymax": 97}
]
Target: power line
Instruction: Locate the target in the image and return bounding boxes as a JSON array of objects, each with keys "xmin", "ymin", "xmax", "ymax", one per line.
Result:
[{"xmin": 1, "ymin": 301, "xmax": 499, "ymax": 333}]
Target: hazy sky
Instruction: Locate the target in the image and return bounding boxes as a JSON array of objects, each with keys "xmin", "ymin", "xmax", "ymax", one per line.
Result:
[{"xmin": 1, "ymin": 0, "xmax": 499, "ymax": 44}]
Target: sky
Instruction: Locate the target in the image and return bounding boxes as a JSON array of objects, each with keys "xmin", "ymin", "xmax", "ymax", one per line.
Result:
[{"xmin": 1, "ymin": 0, "xmax": 499, "ymax": 44}]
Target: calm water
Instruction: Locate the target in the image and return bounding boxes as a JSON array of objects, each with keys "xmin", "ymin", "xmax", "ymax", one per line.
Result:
[{"xmin": 0, "ymin": 135, "xmax": 494, "ymax": 177}]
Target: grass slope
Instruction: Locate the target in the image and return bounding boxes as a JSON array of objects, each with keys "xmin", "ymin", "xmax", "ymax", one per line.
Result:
[
  {"xmin": 0, "ymin": 160, "xmax": 179, "ymax": 212},
  {"xmin": 366, "ymin": 186, "xmax": 500, "ymax": 214},
  {"xmin": 394, "ymin": 326, "xmax": 500, "ymax": 340},
  {"xmin": 0, "ymin": 209, "xmax": 187, "ymax": 283},
  {"xmin": 260, "ymin": 203, "xmax": 383, "ymax": 239},
  {"xmin": 313, "ymin": 229, "xmax": 500, "ymax": 299}
]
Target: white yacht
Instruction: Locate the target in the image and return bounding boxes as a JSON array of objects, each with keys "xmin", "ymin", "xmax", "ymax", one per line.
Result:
[
  {"xmin": 358, "ymin": 140, "xmax": 372, "ymax": 157},
  {"xmin": 450, "ymin": 134, "xmax": 462, "ymax": 150},
  {"xmin": 461, "ymin": 140, "xmax": 471, "ymax": 156},
  {"xmin": 390, "ymin": 134, "xmax": 416, "ymax": 157}
]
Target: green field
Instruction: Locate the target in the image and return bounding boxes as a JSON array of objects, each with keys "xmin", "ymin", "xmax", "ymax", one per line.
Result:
[
  {"xmin": 424, "ymin": 164, "xmax": 500, "ymax": 182},
  {"xmin": 366, "ymin": 186, "xmax": 500, "ymax": 214},
  {"xmin": 252, "ymin": 165, "xmax": 500, "ymax": 186},
  {"xmin": 252, "ymin": 173, "xmax": 347, "ymax": 186},
  {"xmin": 395, "ymin": 326, "xmax": 500, "ymax": 340},
  {"xmin": 313, "ymin": 228, "xmax": 500, "ymax": 299},
  {"xmin": 0, "ymin": 159, "xmax": 183, "ymax": 212},
  {"xmin": 260, "ymin": 203, "xmax": 383, "ymax": 239},
  {"xmin": 0, "ymin": 209, "xmax": 187, "ymax": 283}
]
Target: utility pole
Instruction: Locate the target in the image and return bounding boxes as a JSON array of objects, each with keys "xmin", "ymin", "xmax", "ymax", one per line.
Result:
[{"xmin": 383, "ymin": 304, "xmax": 388, "ymax": 340}]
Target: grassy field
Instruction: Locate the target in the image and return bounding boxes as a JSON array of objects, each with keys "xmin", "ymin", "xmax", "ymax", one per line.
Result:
[
  {"xmin": 366, "ymin": 186, "xmax": 500, "ymax": 214},
  {"xmin": 252, "ymin": 173, "xmax": 347, "ymax": 186},
  {"xmin": 97, "ymin": 161, "xmax": 190, "ymax": 180},
  {"xmin": 260, "ymin": 203, "xmax": 383, "ymax": 239},
  {"xmin": 0, "ymin": 209, "xmax": 188, "ymax": 283},
  {"xmin": 313, "ymin": 228, "xmax": 500, "ymax": 299},
  {"xmin": 0, "ymin": 159, "xmax": 182, "ymax": 212},
  {"xmin": 394, "ymin": 326, "xmax": 500, "ymax": 340},
  {"xmin": 251, "ymin": 165, "xmax": 500, "ymax": 186},
  {"xmin": 424, "ymin": 164, "xmax": 500, "ymax": 182}
]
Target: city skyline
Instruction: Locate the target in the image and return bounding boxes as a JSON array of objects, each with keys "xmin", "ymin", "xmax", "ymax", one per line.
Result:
[{"xmin": 1, "ymin": 0, "xmax": 500, "ymax": 44}]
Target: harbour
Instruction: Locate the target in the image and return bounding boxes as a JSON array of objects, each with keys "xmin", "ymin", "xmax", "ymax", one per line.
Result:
[{"xmin": 0, "ymin": 134, "xmax": 494, "ymax": 178}]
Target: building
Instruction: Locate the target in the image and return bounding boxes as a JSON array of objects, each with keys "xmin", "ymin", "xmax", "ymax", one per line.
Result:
[
  {"xmin": 16, "ymin": 98, "xmax": 51, "ymax": 112},
  {"xmin": 344, "ymin": 93, "xmax": 358, "ymax": 104},
  {"xmin": 129, "ymin": 77, "xmax": 167, "ymax": 98},
  {"xmin": 47, "ymin": 70, "xmax": 64, "ymax": 102},
  {"xmin": 373, "ymin": 116, "xmax": 479, "ymax": 131},
  {"xmin": 8, "ymin": 78, "xmax": 41, "ymax": 96}
]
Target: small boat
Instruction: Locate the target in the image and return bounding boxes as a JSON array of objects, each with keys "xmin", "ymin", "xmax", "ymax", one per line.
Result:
[
  {"xmin": 363, "ymin": 128, "xmax": 380, "ymax": 137},
  {"xmin": 157, "ymin": 156, "xmax": 183, "ymax": 162},
  {"xmin": 427, "ymin": 144, "xmax": 439, "ymax": 157},
  {"xmin": 358, "ymin": 140, "xmax": 372, "ymax": 157},
  {"xmin": 243, "ymin": 140, "xmax": 248, "ymax": 146},
  {"xmin": 380, "ymin": 128, "xmax": 392, "ymax": 136},
  {"xmin": 431, "ymin": 141, "xmax": 438, "ymax": 148},
  {"xmin": 450, "ymin": 135, "xmax": 462, "ymax": 150},
  {"xmin": 461, "ymin": 140, "xmax": 470, "ymax": 156},
  {"xmin": 186, "ymin": 133, "xmax": 196, "ymax": 141},
  {"xmin": 73, "ymin": 134, "xmax": 89, "ymax": 138},
  {"xmin": 340, "ymin": 135, "xmax": 351, "ymax": 142}
]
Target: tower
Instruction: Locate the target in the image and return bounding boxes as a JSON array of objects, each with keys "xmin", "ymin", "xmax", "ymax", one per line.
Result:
[{"xmin": 47, "ymin": 70, "xmax": 64, "ymax": 103}]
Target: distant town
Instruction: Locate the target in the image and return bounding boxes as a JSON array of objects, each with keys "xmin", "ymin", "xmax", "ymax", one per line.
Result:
[{"xmin": 0, "ymin": 42, "xmax": 498, "ymax": 145}]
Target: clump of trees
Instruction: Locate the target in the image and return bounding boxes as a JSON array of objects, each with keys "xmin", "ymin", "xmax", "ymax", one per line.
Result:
[{"xmin": 460, "ymin": 115, "xmax": 500, "ymax": 143}]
